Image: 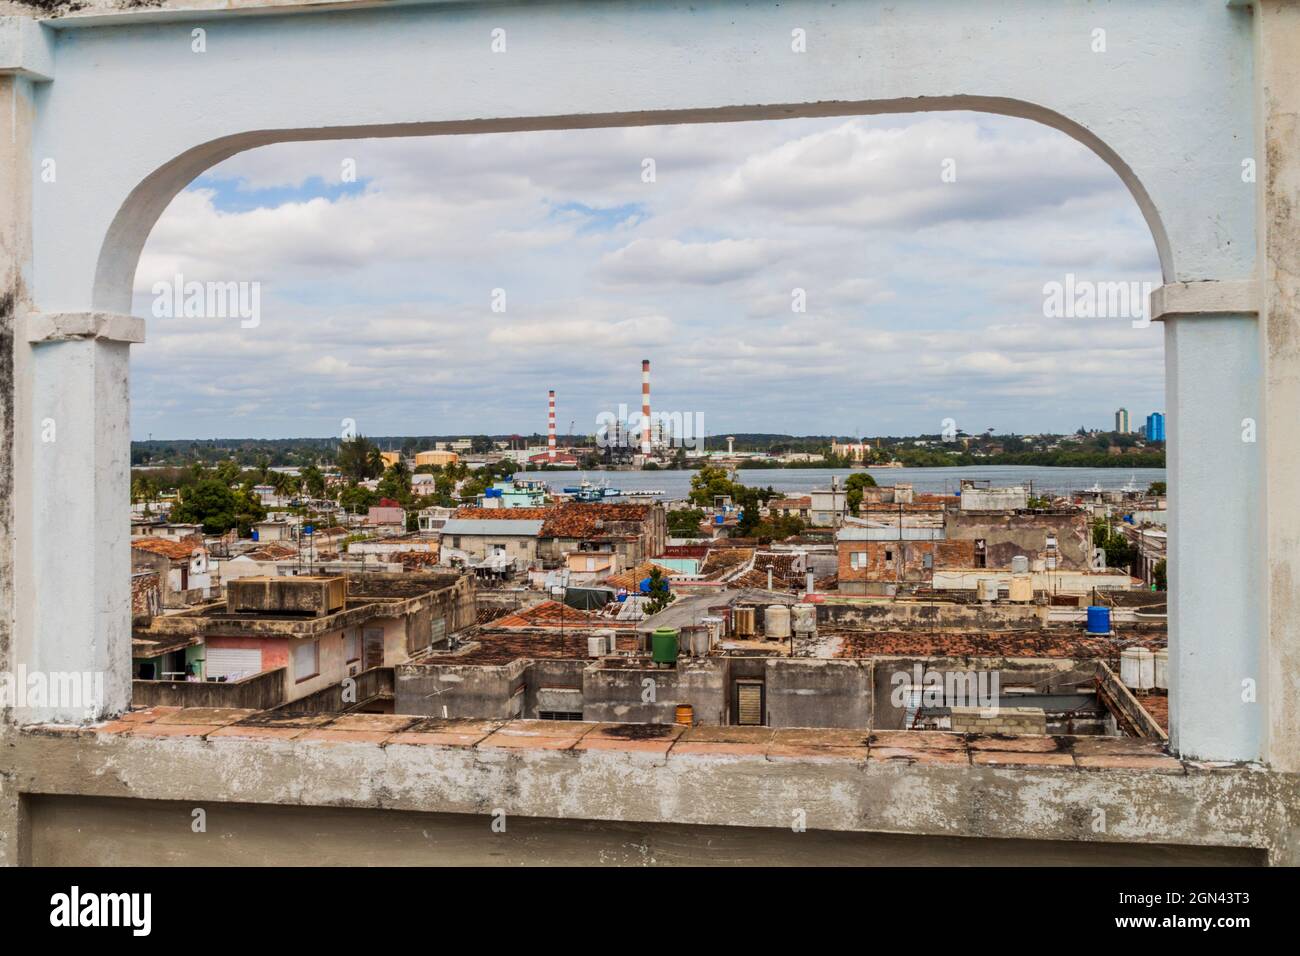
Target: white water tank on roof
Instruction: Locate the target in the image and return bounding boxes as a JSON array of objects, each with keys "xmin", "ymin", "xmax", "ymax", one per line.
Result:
[
  {"xmin": 1136, "ymin": 647, "xmax": 1155, "ymax": 690},
  {"xmin": 792, "ymin": 603, "xmax": 817, "ymax": 634},
  {"xmin": 1120, "ymin": 648, "xmax": 1143, "ymax": 689},
  {"xmin": 1154, "ymin": 648, "xmax": 1169, "ymax": 690},
  {"xmin": 700, "ymin": 616, "xmax": 723, "ymax": 647},
  {"xmin": 765, "ymin": 604, "xmax": 791, "ymax": 640},
  {"xmin": 1011, "ymin": 555, "xmax": 1029, "ymax": 574},
  {"xmin": 976, "ymin": 578, "xmax": 999, "ymax": 602}
]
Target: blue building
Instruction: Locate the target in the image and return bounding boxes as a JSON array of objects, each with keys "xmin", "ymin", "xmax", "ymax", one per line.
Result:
[{"xmin": 1146, "ymin": 412, "xmax": 1166, "ymax": 443}]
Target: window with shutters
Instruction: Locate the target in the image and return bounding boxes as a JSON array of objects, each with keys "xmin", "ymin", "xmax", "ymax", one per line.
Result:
[
  {"xmin": 293, "ymin": 639, "xmax": 320, "ymax": 682},
  {"xmin": 344, "ymin": 629, "xmax": 360, "ymax": 664}
]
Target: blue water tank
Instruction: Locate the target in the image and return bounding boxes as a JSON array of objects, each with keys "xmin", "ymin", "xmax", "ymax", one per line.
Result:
[
  {"xmin": 714, "ymin": 514, "xmax": 724, "ymax": 525},
  {"xmin": 1086, "ymin": 606, "xmax": 1111, "ymax": 634},
  {"xmin": 638, "ymin": 577, "xmax": 653, "ymax": 593},
  {"xmin": 485, "ymin": 488, "xmax": 503, "ymax": 498},
  {"xmin": 250, "ymin": 529, "xmax": 259, "ymax": 542}
]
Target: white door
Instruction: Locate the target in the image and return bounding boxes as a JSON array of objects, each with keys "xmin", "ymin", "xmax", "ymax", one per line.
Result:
[{"xmin": 205, "ymin": 647, "xmax": 262, "ymax": 680}]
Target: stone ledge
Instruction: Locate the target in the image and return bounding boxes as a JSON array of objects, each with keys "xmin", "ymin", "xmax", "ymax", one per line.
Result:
[
  {"xmin": 6, "ymin": 712, "xmax": 1294, "ymax": 861},
  {"xmin": 0, "ymin": 16, "xmax": 53, "ymax": 80},
  {"xmin": 1150, "ymin": 279, "xmax": 1259, "ymax": 321},
  {"xmin": 66, "ymin": 709, "xmax": 1203, "ymax": 769},
  {"xmin": 26, "ymin": 311, "xmax": 146, "ymax": 344}
]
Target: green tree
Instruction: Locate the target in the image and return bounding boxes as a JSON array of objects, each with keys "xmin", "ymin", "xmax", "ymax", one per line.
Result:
[
  {"xmin": 752, "ymin": 514, "xmax": 806, "ymax": 542},
  {"xmin": 667, "ymin": 507, "xmax": 706, "ymax": 537},
  {"xmin": 338, "ymin": 484, "xmax": 379, "ymax": 512},
  {"xmin": 272, "ymin": 470, "xmax": 299, "ymax": 501},
  {"xmin": 644, "ymin": 566, "xmax": 675, "ymax": 615},
  {"xmin": 733, "ymin": 485, "xmax": 771, "ymax": 536},
  {"xmin": 337, "ymin": 436, "xmax": 384, "ymax": 482},
  {"xmin": 232, "ymin": 485, "xmax": 268, "ymax": 536},
  {"xmin": 1091, "ymin": 518, "xmax": 1135, "ymax": 570},
  {"xmin": 844, "ymin": 471, "xmax": 878, "ymax": 515},
  {"xmin": 688, "ymin": 465, "xmax": 740, "ymax": 507},
  {"xmin": 214, "ymin": 459, "xmax": 242, "ymax": 486},
  {"xmin": 376, "ymin": 460, "xmax": 413, "ymax": 505},
  {"xmin": 1153, "ymin": 558, "xmax": 1167, "ymax": 591},
  {"xmin": 1148, "ymin": 481, "xmax": 1167, "ymax": 496},
  {"xmin": 300, "ymin": 464, "xmax": 326, "ymax": 500},
  {"xmin": 170, "ymin": 479, "xmax": 242, "ymax": 534}
]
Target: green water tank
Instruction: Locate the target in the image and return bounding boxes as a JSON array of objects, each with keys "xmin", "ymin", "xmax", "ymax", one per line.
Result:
[{"xmin": 651, "ymin": 627, "xmax": 680, "ymax": 665}]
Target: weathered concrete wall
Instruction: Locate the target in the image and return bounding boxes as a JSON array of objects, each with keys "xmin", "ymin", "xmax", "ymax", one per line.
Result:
[
  {"xmin": 871, "ymin": 657, "xmax": 1098, "ymax": 730},
  {"xmin": 837, "ymin": 539, "xmax": 976, "ymax": 587},
  {"xmin": 1255, "ymin": 0, "xmax": 1300, "ymax": 773},
  {"xmin": 765, "ymin": 658, "xmax": 872, "ymax": 728},
  {"xmin": 945, "ymin": 511, "xmax": 1091, "ymax": 570},
  {"xmin": 524, "ymin": 659, "xmax": 586, "ymax": 718},
  {"xmin": 22, "ymin": 794, "xmax": 1265, "ymax": 867},
  {"xmin": 227, "ymin": 576, "xmax": 345, "ymax": 616},
  {"xmin": 133, "ymin": 667, "xmax": 286, "ymax": 710},
  {"xmin": 0, "ymin": 73, "xmax": 29, "ymax": 727},
  {"xmin": 394, "ymin": 660, "xmax": 526, "ymax": 719},
  {"xmin": 951, "ymin": 706, "xmax": 1047, "ymax": 735},
  {"xmin": 582, "ymin": 660, "xmax": 726, "ymax": 725},
  {"xmin": 818, "ymin": 601, "xmax": 1044, "ymax": 631},
  {"xmin": 3, "ymin": 726, "xmax": 1295, "ymax": 866}
]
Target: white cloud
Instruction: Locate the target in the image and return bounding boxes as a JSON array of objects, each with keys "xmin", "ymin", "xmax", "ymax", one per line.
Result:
[{"xmin": 131, "ymin": 113, "xmax": 1163, "ymax": 440}]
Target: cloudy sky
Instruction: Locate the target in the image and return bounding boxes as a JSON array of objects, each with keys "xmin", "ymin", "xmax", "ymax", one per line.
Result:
[{"xmin": 131, "ymin": 112, "xmax": 1163, "ymax": 442}]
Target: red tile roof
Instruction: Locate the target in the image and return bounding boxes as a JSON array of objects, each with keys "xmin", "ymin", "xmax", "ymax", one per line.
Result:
[
  {"xmin": 493, "ymin": 600, "xmax": 610, "ymax": 629},
  {"xmin": 606, "ymin": 561, "xmax": 676, "ymax": 591},
  {"xmin": 540, "ymin": 503, "xmax": 651, "ymax": 538},
  {"xmin": 132, "ymin": 538, "xmax": 204, "ymax": 560},
  {"xmin": 449, "ymin": 503, "xmax": 653, "ymax": 539}
]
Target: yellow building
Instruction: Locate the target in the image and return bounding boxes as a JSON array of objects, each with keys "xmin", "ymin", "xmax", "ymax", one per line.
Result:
[
  {"xmin": 414, "ymin": 450, "xmax": 459, "ymax": 468},
  {"xmin": 830, "ymin": 441, "xmax": 871, "ymax": 462},
  {"xmin": 380, "ymin": 451, "xmax": 403, "ymax": 469}
]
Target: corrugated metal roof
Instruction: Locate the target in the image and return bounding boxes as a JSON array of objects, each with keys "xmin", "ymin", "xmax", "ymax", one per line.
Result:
[{"xmin": 440, "ymin": 519, "xmax": 544, "ymax": 536}]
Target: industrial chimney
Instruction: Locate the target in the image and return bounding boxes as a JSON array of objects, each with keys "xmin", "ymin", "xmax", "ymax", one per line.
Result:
[
  {"xmin": 641, "ymin": 359, "xmax": 652, "ymax": 456},
  {"xmin": 547, "ymin": 390, "xmax": 557, "ymax": 462}
]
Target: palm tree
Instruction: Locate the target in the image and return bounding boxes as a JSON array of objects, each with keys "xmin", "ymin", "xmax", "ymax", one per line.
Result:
[{"xmin": 272, "ymin": 470, "xmax": 299, "ymax": 505}]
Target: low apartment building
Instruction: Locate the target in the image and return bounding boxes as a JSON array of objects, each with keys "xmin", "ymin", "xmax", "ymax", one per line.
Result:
[
  {"xmin": 439, "ymin": 503, "xmax": 666, "ymax": 571},
  {"xmin": 944, "ymin": 508, "xmax": 1092, "ymax": 570},
  {"xmin": 132, "ymin": 572, "xmax": 476, "ymax": 708},
  {"xmin": 130, "ymin": 536, "xmax": 212, "ymax": 606}
]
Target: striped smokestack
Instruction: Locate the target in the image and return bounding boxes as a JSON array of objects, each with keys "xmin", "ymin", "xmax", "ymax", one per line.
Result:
[
  {"xmin": 547, "ymin": 390, "xmax": 557, "ymax": 461},
  {"xmin": 641, "ymin": 359, "xmax": 652, "ymax": 455}
]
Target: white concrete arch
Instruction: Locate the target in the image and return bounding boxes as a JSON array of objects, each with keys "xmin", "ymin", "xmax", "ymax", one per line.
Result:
[
  {"xmin": 91, "ymin": 95, "xmax": 1177, "ymax": 312},
  {"xmin": 2, "ymin": 0, "xmax": 1286, "ymax": 772}
]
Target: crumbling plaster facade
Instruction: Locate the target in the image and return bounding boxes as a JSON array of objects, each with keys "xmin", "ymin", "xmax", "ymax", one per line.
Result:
[{"xmin": 1, "ymin": 0, "xmax": 1299, "ymax": 863}]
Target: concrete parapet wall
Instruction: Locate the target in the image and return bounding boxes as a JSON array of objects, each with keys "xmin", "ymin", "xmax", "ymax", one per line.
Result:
[{"xmin": 3, "ymin": 718, "xmax": 1296, "ymax": 865}]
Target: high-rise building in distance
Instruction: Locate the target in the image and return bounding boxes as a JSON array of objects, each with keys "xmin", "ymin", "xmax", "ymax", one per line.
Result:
[
  {"xmin": 1115, "ymin": 407, "xmax": 1130, "ymax": 433},
  {"xmin": 1146, "ymin": 411, "xmax": 1166, "ymax": 442}
]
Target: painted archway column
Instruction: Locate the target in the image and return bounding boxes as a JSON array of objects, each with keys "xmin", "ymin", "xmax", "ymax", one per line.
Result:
[
  {"xmin": 24, "ymin": 314, "xmax": 141, "ymax": 723},
  {"xmin": 1155, "ymin": 283, "xmax": 1262, "ymax": 762}
]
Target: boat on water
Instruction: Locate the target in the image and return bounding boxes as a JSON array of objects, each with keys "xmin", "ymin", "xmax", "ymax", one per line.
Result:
[{"xmin": 559, "ymin": 477, "xmax": 664, "ymax": 501}]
